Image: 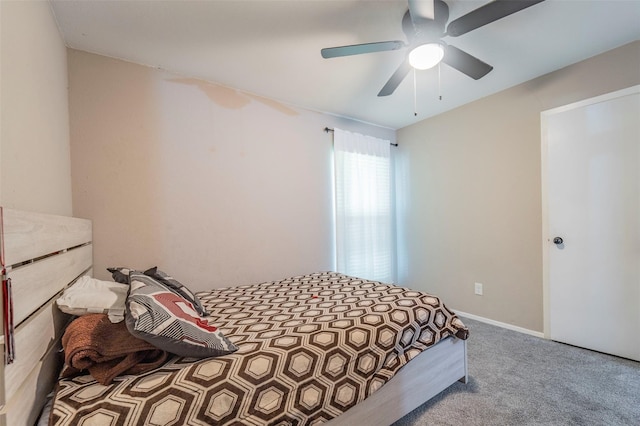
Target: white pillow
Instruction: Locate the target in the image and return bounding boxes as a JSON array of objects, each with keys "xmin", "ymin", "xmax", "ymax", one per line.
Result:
[{"xmin": 56, "ymin": 276, "xmax": 129, "ymax": 323}]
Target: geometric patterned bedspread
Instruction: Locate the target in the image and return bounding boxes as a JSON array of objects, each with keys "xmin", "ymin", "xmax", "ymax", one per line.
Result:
[{"xmin": 49, "ymin": 272, "xmax": 468, "ymax": 425}]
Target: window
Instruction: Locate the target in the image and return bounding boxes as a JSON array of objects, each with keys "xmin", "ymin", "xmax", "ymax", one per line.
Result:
[{"xmin": 333, "ymin": 128, "xmax": 394, "ymax": 283}]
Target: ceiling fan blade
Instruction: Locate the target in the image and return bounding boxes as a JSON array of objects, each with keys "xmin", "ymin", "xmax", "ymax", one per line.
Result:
[
  {"xmin": 442, "ymin": 45, "xmax": 493, "ymax": 80},
  {"xmin": 378, "ymin": 59, "xmax": 412, "ymax": 97},
  {"xmin": 446, "ymin": 0, "xmax": 546, "ymax": 37},
  {"xmin": 408, "ymin": 0, "xmax": 435, "ymax": 22},
  {"xmin": 321, "ymin": 41, "xmax": 406, "ymax": 59}
]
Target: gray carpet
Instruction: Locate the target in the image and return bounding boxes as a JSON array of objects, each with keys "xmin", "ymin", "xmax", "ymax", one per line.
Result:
[{"xmin": 393, "ymin": 318, "xmax": 640, "ymax": 426}]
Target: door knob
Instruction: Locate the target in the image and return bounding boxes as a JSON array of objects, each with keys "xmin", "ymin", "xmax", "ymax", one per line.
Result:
[{"xmin": 553, "ymin": 237, "xmax": 563, "ymax": 245}]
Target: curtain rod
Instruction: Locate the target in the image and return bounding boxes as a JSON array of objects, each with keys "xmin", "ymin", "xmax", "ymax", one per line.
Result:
[{"xmin": 324, "ymin": 127, "xmax": 398, "ymax": 147}]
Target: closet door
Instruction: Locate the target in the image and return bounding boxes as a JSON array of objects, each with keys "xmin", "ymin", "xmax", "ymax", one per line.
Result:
[{"xmin": 542, "ymin": 86, "xmax": 640, "ymax": 361}]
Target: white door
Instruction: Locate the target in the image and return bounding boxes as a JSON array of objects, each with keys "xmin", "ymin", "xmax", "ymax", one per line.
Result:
[{"xmin": 542, "ymin": 86, "xmax": 640, "ymax": 362}]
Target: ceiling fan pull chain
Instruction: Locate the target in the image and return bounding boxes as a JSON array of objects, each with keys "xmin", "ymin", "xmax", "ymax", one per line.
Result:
[
  {"xmin": 438, "ymin": 62, "xmax": 442, "ymax": 101},
  {"xmin": 413, "ymin": 68, "xmax": 418, "ymax": 116}
]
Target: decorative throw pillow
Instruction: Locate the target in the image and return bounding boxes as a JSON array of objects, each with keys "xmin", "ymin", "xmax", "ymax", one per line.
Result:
[
  {"xmin": 143, "ymin": 267, "xmax": 209, "ymax": 316},
  {"xmin": 125, "ymin": 272, "xmax": 237, "ymax": 358},
  {"xmin": 107, "ymin": 266, "xmax": 208, "ymax": 317},
  {"xmin": 107, "ymin": 267, "xmax": 132, "ymax": 284},
  {"xmin": 56, "ymin": 276, "xmax": 128, "ymax": 323}
]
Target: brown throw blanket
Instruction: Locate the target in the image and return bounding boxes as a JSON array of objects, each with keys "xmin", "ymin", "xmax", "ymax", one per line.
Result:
[{"xmin": 61, "ymin": 314, "xmax": 169, "ymax": 385}]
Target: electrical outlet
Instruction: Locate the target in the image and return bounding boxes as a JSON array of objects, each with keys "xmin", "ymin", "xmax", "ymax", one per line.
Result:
[{"xmin": 474, "ymin": 282, "xmax": 483, "ymax": 296}]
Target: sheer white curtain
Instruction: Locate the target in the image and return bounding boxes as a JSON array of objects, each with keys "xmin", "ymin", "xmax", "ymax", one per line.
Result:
[{"xmin": 333, "ymin": 128, "xmax": 393, "ymax": 283}]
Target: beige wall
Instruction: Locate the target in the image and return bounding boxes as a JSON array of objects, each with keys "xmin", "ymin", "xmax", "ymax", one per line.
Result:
[
  {"xmin": 396, "ymin": 41, "xmax": 640, "ymax": 332},
  {"xmin": 0, "ymin": 1, "xmax": 72, "ymax": 215},
  {"xmin": 68, "ymin": 50, "xmax": 395, "ymax": 289}
]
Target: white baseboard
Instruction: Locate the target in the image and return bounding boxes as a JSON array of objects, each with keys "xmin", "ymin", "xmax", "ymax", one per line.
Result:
[{"xmin": 454, "ymin": 310, "xmax": 545, "ymax": 339}]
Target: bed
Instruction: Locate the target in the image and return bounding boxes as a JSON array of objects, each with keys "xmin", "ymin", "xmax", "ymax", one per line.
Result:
[{"xmin": 0, "ymin": 208, "xmax": 468, "ymax": 426}]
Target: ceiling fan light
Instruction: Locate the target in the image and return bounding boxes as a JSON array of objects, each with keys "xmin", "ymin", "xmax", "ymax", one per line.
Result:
[{"xmin": 408, "ymin": 43, "xmax": 445, "ymax": 70}]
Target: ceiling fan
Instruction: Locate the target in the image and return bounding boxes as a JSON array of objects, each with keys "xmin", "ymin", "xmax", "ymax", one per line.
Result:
[{"xmin": 321, "ymin": 0, "xmax": 546, "ymax": 96}]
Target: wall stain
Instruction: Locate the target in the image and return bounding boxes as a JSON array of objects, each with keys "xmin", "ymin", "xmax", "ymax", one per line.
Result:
[
  {"xmin": 247, "ymin": 93, "xmax": 299, "ymax": 116},
  {"xmin": 169, "ymin": 78, "xmax": 250, "ymax": 109},
  {"xmin": 168, "ymin": 78, "xmax": 299, "ymax": 116}
]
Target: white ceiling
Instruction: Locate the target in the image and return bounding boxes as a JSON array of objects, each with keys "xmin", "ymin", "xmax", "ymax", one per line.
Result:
[{"xmin": 50, "ymin": 0, "xmax": 640, "ymax": 129}]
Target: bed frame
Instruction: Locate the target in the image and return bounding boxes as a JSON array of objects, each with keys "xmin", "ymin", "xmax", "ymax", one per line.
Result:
[
  {"xmin": 0, "ymin": 207, "xmax": 467, "ymax": 426},
  {"xmin": 0, "ymin": 208, "xmax": 92, "ymax": 426},
  {"xmin": 326, "ymin": 336, "xmax": 467, "ymax": 426}
]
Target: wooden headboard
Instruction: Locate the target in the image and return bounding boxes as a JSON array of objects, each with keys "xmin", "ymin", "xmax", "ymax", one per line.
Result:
[{"xmin": 0, "ymin": 208, "xmax": 92, "ymax": 426}]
